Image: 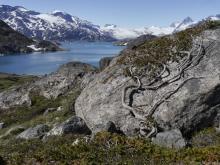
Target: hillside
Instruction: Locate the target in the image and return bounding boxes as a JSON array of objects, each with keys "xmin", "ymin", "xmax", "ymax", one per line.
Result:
[
  {"xmin": 0, "ymin": 20, "xmax": 62, "ymax": 54},
  {"xmin": 0, "ymin": 21, "xmax": 220, "ymax": 164}
]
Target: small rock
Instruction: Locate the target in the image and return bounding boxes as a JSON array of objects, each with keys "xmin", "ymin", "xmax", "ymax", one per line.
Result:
[
  {"xmin": 0, "ymin": 123, "xmax": 5, "ymax": 129},
  {"xmin": 72, "ymin": 139, "xmax": 80, "ymax": 146},
  {"xmin": 215, "ymin": 125, "xmax": 220, "ymax": 133},
  {"xmin": 57, "ymin": 106, "xmax": 63, "ymax": 111},
  {"xmin": 152, "ymin": 129, "xmax": 186, "ymax": 149},
  {"xmin": 17, "ymin": 124, "xmax": 49, "ymax": 140},
  {"xmin": 46, "ymin": 116, "xmax": 91, "ymax": 137},
  {"xmin": 43, "ymin": 108, "xmax": 57, "ymax": 115}
]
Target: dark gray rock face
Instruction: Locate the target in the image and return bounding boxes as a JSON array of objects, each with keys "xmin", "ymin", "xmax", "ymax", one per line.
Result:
[
  {"xmin": 105, "ymin": 121, "xmax": 123, "ymax": 134},
  {"xmin": 0, "ymin": 62, "xmax": 97, "ymax": 109},
  {"xmin": 0, "ymin": 20, "xmax": 33, "ymax": 54},
  {"xmin": 99, "ymin": 57, "xmax": 113, "ymax": 70},
  {"xmin": 152, "ymin": 129, "xmax": 186, "ymax": 149},
  {"xmin": 17, "ymin": 124, "xmax": 49, "ymax": 139},
  {"xmin": 46, "ymin": 116, "xmax": 91, "ymax": 136},
  {"xmin": 75, "ymin": 28, "xmax": 220, "ymax": 140}
]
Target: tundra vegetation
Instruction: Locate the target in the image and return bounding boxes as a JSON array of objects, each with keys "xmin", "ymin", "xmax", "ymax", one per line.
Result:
[{"xmin": 0, "ymin": 21, "xmax": 220, "ymax": 164}]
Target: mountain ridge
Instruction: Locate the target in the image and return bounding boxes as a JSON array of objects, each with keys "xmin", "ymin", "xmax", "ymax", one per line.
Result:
[
  {"xmin": 0, "ymin": 5, "xmax": 220, "ymax": 41},
  {"xmin": 0, "ymin": 5, "xmax": 114, "ymax": 41}
]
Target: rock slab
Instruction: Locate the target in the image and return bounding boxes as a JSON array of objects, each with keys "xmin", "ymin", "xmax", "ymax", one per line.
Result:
[{"xmin": 17, "ymin": 124, "xmax": 49, "ymax": 140}]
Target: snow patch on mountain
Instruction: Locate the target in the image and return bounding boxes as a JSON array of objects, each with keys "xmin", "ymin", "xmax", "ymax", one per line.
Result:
[
  {"xmin": 102, "ymin": 25, "xmax": 145, "ymax": 40},
  {"xmin": 27, "ymin": 45, "xmax": 42, "ymax": 51},
  {"xmin": 36, "ymin": 14, "xmax": 66, "ymax": 25}
]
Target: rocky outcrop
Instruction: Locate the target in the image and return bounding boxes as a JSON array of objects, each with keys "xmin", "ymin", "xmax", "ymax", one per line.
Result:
[
  {"xmin": 0, "ymin": 62, "xmax": 97, "ymax": 109},
  {"xmin": 33, "ymin": 62, "xmax": 97, "ymax": 99},
  {"xmin": 152, "ymin": 129, "xmax": 186, "ymax": 149},
  {"xmin": 17, "ymin": 124, "xmax": 49, "ymax": 140},
  {"xmin": 0, "ymin": 86, "xmax": 32, "ymax": 109},
  {"xmin": 99, "ymin": 57, "xmax": 113, "ymax": 70},
  {"xmin": 46, "ymin": 116, "xmax": 91, "ymax": 136},
  {"xmin": 75, "ymin": 27, "xmax": 220, "ymax": 141}
]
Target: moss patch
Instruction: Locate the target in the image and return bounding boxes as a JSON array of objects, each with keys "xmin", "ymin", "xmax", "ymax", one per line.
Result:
[
  {"xmin": 0, "ymin": 73, "xmax": 37, "ymax": 92},
  {"xmin": 191, "ymin": 128, "xmax": 220, "ymax": 148}
]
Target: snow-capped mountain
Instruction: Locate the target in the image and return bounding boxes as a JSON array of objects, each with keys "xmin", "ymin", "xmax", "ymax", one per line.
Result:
[
  {"xmin": 173, "ymin": 17, "xmax": 198, "ymax": 32},
  {"xmin": 102, "ymin": 24, "xmax": 148, "ymax": 40},
  {"xmin": 206, "ymin": 14, "xmax": 220, "ymax": 21},
  {"xmin": 0, "ymin": 5, "xmax": 114, "ymax": 41},
  {"xmin": 102, "ymin": 15, "xmax": 220, "ymax": 40},
  {"xmin": 0, "ymin": 5, "xmax": 220, "ymax": 41},
  {"xmin": 101, "ymin": 17, "xmax": 199, "ymax": 40}
]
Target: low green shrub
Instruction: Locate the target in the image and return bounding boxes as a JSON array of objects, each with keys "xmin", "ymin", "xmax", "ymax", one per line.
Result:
[
  {"xmin": 0, "ymin": 131, "xmax": 219, "ymax": 164},
  {"xmin": 117, "ymin": 20, "xmax": 220, "ymax": 77},
  {"xmin": 0, "ymin": 74, "xmax": 36, "ymax": 92}
]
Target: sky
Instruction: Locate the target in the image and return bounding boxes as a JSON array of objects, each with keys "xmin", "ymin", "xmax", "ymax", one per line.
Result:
[{"xmin": 0, "ymin": 0, "xmax": 220, "ymax": 28}]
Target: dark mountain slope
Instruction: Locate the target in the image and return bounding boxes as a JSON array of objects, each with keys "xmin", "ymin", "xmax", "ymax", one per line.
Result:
[{"xmin": 0, "ymin": 20, "xmax": 62, "ymax": 54}]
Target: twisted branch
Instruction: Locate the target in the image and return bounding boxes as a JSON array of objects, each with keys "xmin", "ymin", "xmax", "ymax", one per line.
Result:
[{"xmin": 121, "ymin": 36, "xmax": 215, "ymax": 138}]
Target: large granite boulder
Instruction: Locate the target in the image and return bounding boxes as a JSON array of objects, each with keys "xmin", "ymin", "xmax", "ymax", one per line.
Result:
[{"xmin": 75, "ymin": 28, "xmax": 220, "ymax": 139}]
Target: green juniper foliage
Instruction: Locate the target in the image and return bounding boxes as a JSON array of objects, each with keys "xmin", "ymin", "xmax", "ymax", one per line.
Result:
[{"xmin": 0, "ymin": 131, "xmax": 219, "ymax": 164}]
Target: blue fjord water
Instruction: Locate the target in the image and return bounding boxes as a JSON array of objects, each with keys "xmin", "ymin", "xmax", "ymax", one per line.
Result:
[{"xmin": 0, "ymin": 42, "xmax": 124, "ymax": 75}]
